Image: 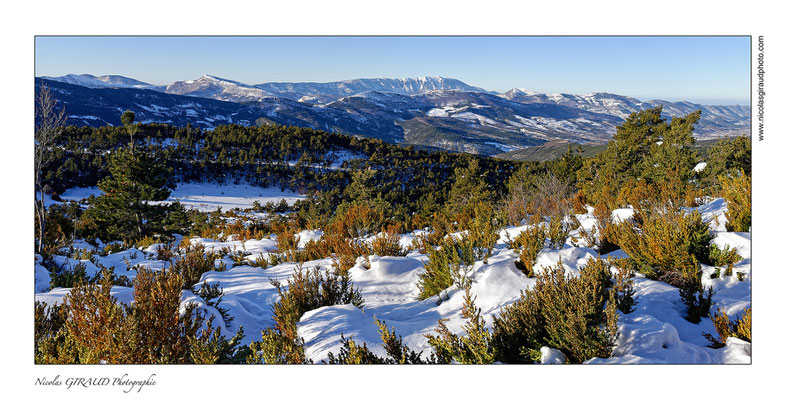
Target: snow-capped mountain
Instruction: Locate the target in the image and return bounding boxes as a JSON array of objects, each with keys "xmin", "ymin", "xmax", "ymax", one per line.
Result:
[
  {"xmin": 162, "ymin": 76, "xmax": 485, "ymax": 105},
  {"xmin": 502, "ymin": 88, "xmax": 644, "ymax": 118},
  {"xmin": 500, "ymin": 88, "xmax": 750, "ymax": 137},
  {"xmin": 255, "ymin": 76, "xmax": 487, "ymax": 103},
  {"xmin": 37, "ymin": 74, "xmax": 751, "ymax": 156},
  {"xmin": 165, "ymin": 75, "xmax": 278, "ymax": 103},
  {"xmin": 41, "ymin": 74, "xmax": 164, "ymax": 91}
]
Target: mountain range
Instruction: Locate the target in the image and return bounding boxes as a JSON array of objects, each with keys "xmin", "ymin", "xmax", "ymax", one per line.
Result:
[{"xmin": 38, "ymin": 74, "xmax": 751, "ymax": 156}]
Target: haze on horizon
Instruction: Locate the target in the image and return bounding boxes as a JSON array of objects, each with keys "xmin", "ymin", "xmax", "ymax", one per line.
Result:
[{"xmin": 35, "ymin": 36, "xmax": 751, "ymax": 105}]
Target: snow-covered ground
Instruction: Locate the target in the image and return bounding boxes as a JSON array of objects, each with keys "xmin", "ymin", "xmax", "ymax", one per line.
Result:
[
  {"xmin": 34, "ymin": 194, "xmax": 752, "ymax": 364},
  {"xmin": 43, "ymin": 182, "xmax": 307, "ymax": 212},
  {"xmin": 156, "ymin": 183, "xmax": 306, "ymax": 211}
]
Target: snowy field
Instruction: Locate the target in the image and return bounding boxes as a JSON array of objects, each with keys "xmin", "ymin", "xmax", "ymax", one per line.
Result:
[
  {"xmin": 156, "ymin": 183, "xmax": 306, "ymax": 211},
  {"xmin": 34, "ymin": 190, "xmax": 752, "ymax": 364},
  {"xmin": 47, "ymin": 182, "xmax": 306, "ymax": 212}
]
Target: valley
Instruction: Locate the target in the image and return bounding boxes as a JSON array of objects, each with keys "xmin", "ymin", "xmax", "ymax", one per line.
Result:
[{"xmin": 39, "ymin": 74, "xmax": 750, "ymax": 156}]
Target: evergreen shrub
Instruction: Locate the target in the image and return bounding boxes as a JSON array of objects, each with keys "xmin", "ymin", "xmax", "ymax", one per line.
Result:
[
  {"xmin": 507, "ymin": 225, "xmax": 546, "ymax": 278},
  {"xmin": 370, "ymin": 226, "xmax": 406, "ymax": 257},
  {"xmin": 491, "ymin": 258, "xmax": 617, "ymax": 364},
  {"xmin": 703, "ymin": 307, "xmax": 751, "ymax": 348},
  {"xmin": 327, "ymin": 317, "xmax": 433, "ymax": 364},
  {"xmin": 719, "ymin": 171, "xmax": 751, "ymax": 232}
]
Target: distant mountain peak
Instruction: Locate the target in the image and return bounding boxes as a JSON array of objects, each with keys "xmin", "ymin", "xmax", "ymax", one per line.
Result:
[
  {"xmin": 41, "ymin": 73, "xmax": 160, "ymax": 90},
  {"xmin": 166, "ymin": 74, "xmax": 275, "ymax": 102},
  {"xmin": 507, "ymin": 88, "xmax": 541, "ymax": 96}
]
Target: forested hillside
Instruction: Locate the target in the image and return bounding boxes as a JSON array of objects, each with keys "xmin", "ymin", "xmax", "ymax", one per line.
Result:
[{"xmin": 34, "ymin": 99, "xmax": 752, "ymax": 364}]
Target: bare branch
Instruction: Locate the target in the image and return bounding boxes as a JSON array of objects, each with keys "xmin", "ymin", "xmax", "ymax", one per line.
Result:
[{"xmin": 34, "ymin": 81, "xmax": 67, "ymax": 188}]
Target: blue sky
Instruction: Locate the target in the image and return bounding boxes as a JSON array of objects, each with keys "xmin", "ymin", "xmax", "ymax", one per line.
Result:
[{"xmin": 35, "ymin": 36, "xmax": 750, "ymax": 104}]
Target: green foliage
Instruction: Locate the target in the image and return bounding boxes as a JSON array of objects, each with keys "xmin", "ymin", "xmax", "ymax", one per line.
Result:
[
  {"xmin": 101, "ymin": 242, "xmax": 126, "ymax": 256},
  {"xmin": 246, "ymin": 265, "xmax": 364, "ymax": 364},
  {"xmin": 611, "ymin": 208, "xmax": 712, "ymax": 280},
  {"xmin": 34, "ymin": 301, "xmax": 71, "ymax": 363},
  {"xmin": 701, "ymin": 136, "xmax": 751, "ymax": 190},
  {"xmin": 343, "ymin": 168, "xmax": 378, "ymax": 204},
  {"xmin": 49, "ymin": 262, "xmax": 96, "ymax": 289},
  {"xmin": 507, "ymin": 225, "xmax": 546, "ymax": 278},
  {"xmin": 43, "ymin": 120, "xmax": 524, "ymax": 243},
  {"xmin": 41, "ymin": 201, "xmax": 84, "ymax": 250},
  {"xmin": 708, "ymin": 243, "xmax": 742, "ymax": 277},
  {"xmin": 719, "ymin": 171, "xmax": 751, "ymax": 232},
  {"xmin": 195, "ymin": 281, "xmax": 234, "ymax": 326},
  {"xmin": 545, "ymin": 216, "xmax": 572, "ymax": 250},
  {"xmin": 491, "ymin": 258, "xmax": 616, "ymax": 364},
  {"xmin": 610, "ymin": 206, "xmax": 715, "ymax": 322},
  {"xmin": 445, "ymin": 159, "xmax": 493, "ymax": 215},
  {"xmin": 135, "ymin": 235, "xmax": 158, "ymax": 249},
  {"xmin": 120, "ymin": 110, "xmax": 135, "ymax": 128},
  {"xmin": 370, "ymin": 226, "xmax": 406, "ymax": 256},
  {"xmin": 678, "ymin": 263, "xmax": 715, "ymax": 324},
  {"xmin": 578, "ymin": 107, "xmax": 701, "ymax": 207},
  {"xmin": 646, "ymin": 110, "xmax": 700, "ymax": 184},
  {"xmin": 162, "ymin": 202, "xmax": 191, "ymax": 235},
  {"xmin": 416, "ymin": 203, "xmax": 502, "ymax": 300},
  {"xmin": 684, "ymin": 211, "xmax": 714, "ymax": 265},
  {"xmin": 611, "ymin": 259, "xmax": 638, "ymax": 314},
  {"xmin": 703, "ymin": 307, "xmax": 751, "ymax": 348},
  {"xmin": 270, "ymin": 265, "xmax": 364, "ymax": 340},
  {"xmin": 373, "ymin": 318, "xmax": 433, "ymax": 364},
  {"xmin": 327, "ymin": 317, "xmax": 434, "ymax": 364},
  {"xmin": 170, "ymin": 244, "xmax": 224, "ymax": 289},
  {"xmin": 417, "ymin": 235, "xmax": 477, "ymax": 300},
  {"xmin": 247, "ymin": 328, "xmax": 311, "ymax": 364},
  {"xmin": 553, "ymin": 144, "xmax": 585, "ymax": 188},
  {"xmin": 325, "ymin": 334, "xmax": 383, "ymax": 364},
  {"xmin": 460, "ymin": 203, "xmax": 503, "ymax": 262},
  {"xmin": 121, "ymin": 110, "xmax": 139, "ymax": 152},
  {"xmin": 425, "ymin": 287, "xmax": 497, "ymax": 364},
  {"xmin": 188, "ymin": 321, "xmax": 247, "ymax": 364},
  {"xmin": 83, "ymin": 147, "xmax": 172, "ymax": 243}
]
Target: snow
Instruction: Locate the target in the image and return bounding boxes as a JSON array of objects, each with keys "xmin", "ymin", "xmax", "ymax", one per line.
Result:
[
  {"xmin": 686, "ymin": 197, "xmax": 729, "ymax": 231},
  {"xmin": 36, "ymin": 286, "xmax": 136, "ymax": 309},
  {"xmin": 297, "ymin": 230, "xmax": 323, "ymax": 248},
  {"xmin": 35, "ymin": 257, "xmax": 51, "ymax": 292},
  {"xmin": 612, "ymin": 206, "xmax": 637, "ymax": 223},
  {"xmin": 160, "ymin": 183, "xmax": 306, "ymax": 212},
  {"xmin": 34, "ymin": 196, "xmax": 751, "ymax": 364},
  {"xmin": 47, "ymin": 183, "xmax": 307, "ymax": 212},
  {"xmin": 60, "ymin": 186, "xmax": 102, "ymax": 201},
  {"xmin": 43, "ymin": 74, "xmax": 160, "ymax": 91},
  {"xmin": 483, "ymin": 141, "xmax": 521, "ymax": 152},
  {"xmin": 712, "ymin": 232, "xmax": 751, "ymax": 259},
  {"xmin": 44, "ymin": 74, "xmax": 116, "ymax": 89},
  {"xmin": 426, "ymin": 108, "xmax": 449, "ymax": 117},
  {"xmin": 540, "ymin": 347, "xmax": 567, "ymax": 364}
]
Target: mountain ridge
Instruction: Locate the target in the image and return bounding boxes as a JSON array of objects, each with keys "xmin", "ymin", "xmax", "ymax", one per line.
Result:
[{"xmin": 37, "ymin": 74, "xmax": 751, "ymax": 156}]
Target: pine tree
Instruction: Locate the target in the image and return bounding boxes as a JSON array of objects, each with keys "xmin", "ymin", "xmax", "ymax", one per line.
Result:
[
  {"xmin": 121, "ymin": 110, "xmax": 139, "ymax": 154},
  {"xmin": 445, "ymin": 159, "xmax": 492, "ymax": 215},
  {"xmin": 85, "ymin": 147, "xmax": 171, "ymax": 242},
  {"xmin": 577, "ymin": 107, "xmax": 701, "ymax": 205},
  {"xmin": 646, "ymin": 110, "xmax": 700, "ymax": 185}
]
